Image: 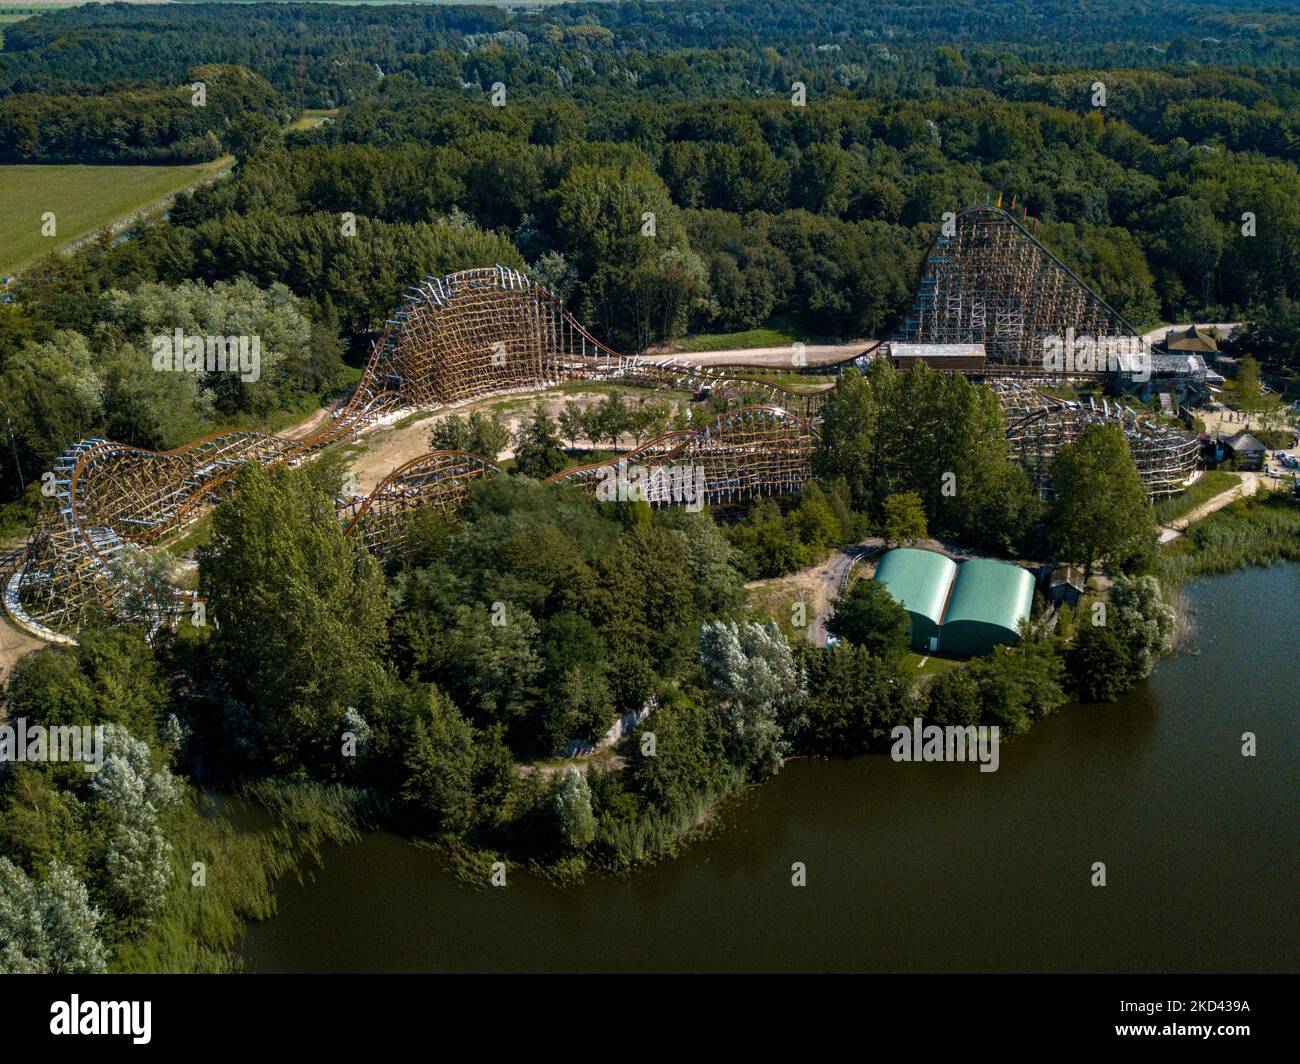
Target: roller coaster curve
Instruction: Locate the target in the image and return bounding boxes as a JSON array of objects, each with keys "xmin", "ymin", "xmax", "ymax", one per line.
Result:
[{"xmin": 8, "ymin": 267, "xmax": 827, "ymax": 638}]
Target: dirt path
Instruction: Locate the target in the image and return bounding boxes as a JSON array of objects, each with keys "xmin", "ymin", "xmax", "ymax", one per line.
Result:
[
  {"xmin": 1141, "ymin": 322, "xmax": 1239, "ymax": 345},
  {"xmin": 808, "ymin": 543, "xmax": 880, "ymax": 645},
  {"xmin": 0, "ymin": 544, "xmax": 43, "ymax": 678},
  {"xmin": 0, "ymin": 615, "xmax": 44, "ymax": 681},
  {"xmin": 645, "ymin": 341, "xmax": 875, "ymax": 369},
  {"xmin": 277, "ymin": 404, "xmax": 336, "ymax": 440},
  {"xmin": 746, "ymin": 539, "xmax": 884, "ymax": 648},
  {"xmin": 1159, "ymin": 473, "xmax": 1259, "ymax": 543}
]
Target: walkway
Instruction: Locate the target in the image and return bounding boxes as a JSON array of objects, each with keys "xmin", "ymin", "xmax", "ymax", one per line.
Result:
[{"xmin": 1159, "ymin": 473, "xmax": 1259, "ymax": 543}]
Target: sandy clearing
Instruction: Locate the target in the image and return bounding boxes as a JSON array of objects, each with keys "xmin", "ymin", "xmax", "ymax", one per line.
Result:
[
  {"xmin": 747, "ymin": 565, "xmax": 833, "ymax": 645},
  {"xmin": 1140, "ymin": 322, "xmax": 1239, "ymax": 345},
  {"xmin": 645, "ymin": 341, "xmax": 876, "ymax": 369},
  {"xmin": 0, "ymin": 615, "xmax": 44, "ymax": 682},
  {"xmin": 342, "ymin": 385, "xmax": 690, "ymax": 493}
]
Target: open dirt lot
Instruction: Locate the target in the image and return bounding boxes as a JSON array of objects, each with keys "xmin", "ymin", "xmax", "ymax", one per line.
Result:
[
  {"xmin": 645, "ymin": 341, "xmax": 875, "ymax": 369},
  {"xmin": 342, "ymin": 385, "xmax": 689, "ymax": 493}
]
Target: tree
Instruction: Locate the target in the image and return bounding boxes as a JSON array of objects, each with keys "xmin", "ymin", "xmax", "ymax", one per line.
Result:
[
  {"xmin": 106, "ymin": 546, "xmax": 182, "ymax": 639},
  {"xmin": 793, "ymin": 643, "xmax": 912, "ymax": 755},
  {"xmin": 592, "ymin": 524, "xmax": 700, "ymax": 707},
  {"xmin": 625, "ymin": 692, "xmax": 733, "ymax": 812},
  {"xmin": 698, "ymin": 620, "xmax": 804, "ymax": 778},
  {"xmin": 1232, "ymin": 356, "xmax": 1286, "ymax": 430},
  {"xmin": 1067, "ymin": 623, "xmax": 1134, "ymax": 702},
  {"xmin": 923, "ymin": 665, "xmax": 982, "ymax": 726},
  {"xmin": 554, "ymin": 765, "xmax": 596, "ymax": 850},
  {"xmin": 548, "ymin": 665, "xmax": 614, "ymax": 751},
  {"xmin": 814, "ymin": 362, "xmax": 1034, "ymax": 554},
  {"xmin": 826, "ymin": 580, "xmax": 911, "ymax": 658},
  {"xmin": 198, "ymin": 464, "xmax": 389, "ymax": 774},
  {"xmin": 1107, "ymin": 573, "xmax": 1176, "ymax": 678},
  {"xmin": 558, "ymin": 402, "xmax": 588, "ymax": 447},
  {"xmin": 89, "ymin": 723, "xmax": 182, "ymax": 924},
  {"xmin": 966, "ymin": 642, "xmax": 1067, "ymax": 734},
  {"xmin": 4, "ymin": 628, "xmax": 168, "ymax": 746},
  {"xmin": 429, "ymin": 411, "xmax": 510, "ymax": 461},
  {"xmin": 511, "ymin": 404, "xmax": 567, "ymax": 480},
  {"xmin": 554, "ymin": 162, "xmax": 705, "ymax": 349},
  {"xmin": 529, "ymin": 251, "xmax": 578, "ymax": 302},
  {"xmin": 0, "ymin": 858, "xmax": 107, "ymax": 974},
  {"xmin": 792, "ymin": 482, "xmax": 847, "ymax": 555},
  {"xmin": 1235, "ymin": 297, "xmax": 1300, "ymax": 374},
  {"xmin": 401, "ymin": 685, "xmax": 477, "ymax": 838},
  {"xmin": 1048, "ymin": 424, "xmax": 1156, "ymax": 579},
  {"xmin": 882, "ymin": 491, "xmax": 928, "ymax": 546}
]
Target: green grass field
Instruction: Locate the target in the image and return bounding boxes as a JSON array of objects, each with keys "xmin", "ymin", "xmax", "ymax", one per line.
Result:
[
  {"xmin": 665, "ymin": 316, "xmax": 839, "ymax": 353},
  {"xmin": 287, "ymin": 107, "xmax": 339, "ymax": 132},
  {"xmin": 905, "ymin": 652, "xmax": 963, "ymax": 676},
  {"xmin": 0, "ymin": 159, "xmax": 231, "ymax": 276}
]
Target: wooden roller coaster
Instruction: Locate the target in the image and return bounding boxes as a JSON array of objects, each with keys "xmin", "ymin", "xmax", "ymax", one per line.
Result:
[
  {"xmin": 899, "ymin": 205, "xmax": 1155, "ymax": 370},
  {"xmin": 544, "ymin": 405, "xmax": 818, "ymax": 507},
  {"xmin": 342, "ymin": 450, "xmax": 502, "ymax": 558},
  {"xmin": 993, "ymin": 382, "xmax": 1200, "ymax": 499},
  {"xmin": 9, "ymin": 267, "xmax": 827, "ymax": 637},
  {"xmin": 8, "ymin": 212, "xmax": 1203, "ymax": 640}
]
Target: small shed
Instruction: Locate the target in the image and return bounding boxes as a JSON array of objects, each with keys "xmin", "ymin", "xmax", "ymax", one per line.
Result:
[
  {"xmin": 939, "ymin": 559, "xmax": 1035, "ymax": 657},
  {"xmin": 1222, "ymin": 431, "xmax": 1265, "ymax": 471},
  {"xmin": 872, "ymin": 548, "xmax": 955, "ymax": 653},
  {"xmin": 1048, "ymin": 565, "xmax": 1085, "ymax": 607}
]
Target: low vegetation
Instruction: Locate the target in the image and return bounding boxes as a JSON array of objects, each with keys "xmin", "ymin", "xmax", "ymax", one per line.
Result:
[{"xmin": 1152, "ymin": 470, "xmax": 1238, "ymax": 525}]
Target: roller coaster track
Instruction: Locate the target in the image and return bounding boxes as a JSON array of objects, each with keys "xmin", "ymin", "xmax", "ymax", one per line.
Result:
[
  {"xmin": 342, "ymin": 450, "xmax": 502, "ymax": 558},
  {"xmin": 9, "ymin": 211, "xmax": 1204, "ymax": 641},
  {"xmin": 544, "ymin": 405, "xmax": 818, "ymax": 506},
  {"xmin": 898, "ymin": 205, "xmax": 1156, "ymax": 369},
  {"xmin": 993, "ymin": 382, "xmax": 1200, "ymax": 499},
  {"xmin": 8, "ymin": 266, "xmax": 828, "ymax": 637}
]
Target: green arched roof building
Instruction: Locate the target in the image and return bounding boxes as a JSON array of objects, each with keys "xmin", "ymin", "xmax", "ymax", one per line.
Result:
[
  {"xmin": 871, "ymin": 549, "xmax": 1034, "ymax": 657},
  {"xmin": 938, "ymin": 558, "xmax": 1035, "ymax": 657},
  {"xmin": 872, "ymin": 547, "xmax": 956, "ymax": 653}
]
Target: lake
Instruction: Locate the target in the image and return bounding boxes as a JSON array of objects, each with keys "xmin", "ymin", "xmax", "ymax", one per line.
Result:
[{"xmin": 240, "ymin": 563, "xmax": 1299, "ymax": 972}]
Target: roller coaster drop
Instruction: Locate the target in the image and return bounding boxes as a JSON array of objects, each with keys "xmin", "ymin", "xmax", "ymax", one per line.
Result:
[{"xmin": 9, "ymin": 208, "xmax": 1200, "ymax": 639}]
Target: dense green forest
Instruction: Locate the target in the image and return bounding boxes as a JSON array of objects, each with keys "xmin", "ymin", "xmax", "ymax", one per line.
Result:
[
  {"xmin": 3, "ymin": 1, "xmax": 1300, "ymax": 973},
  {"xmin": 5, "ymin": 2, "xmax": 1300, "ymax": 509}
]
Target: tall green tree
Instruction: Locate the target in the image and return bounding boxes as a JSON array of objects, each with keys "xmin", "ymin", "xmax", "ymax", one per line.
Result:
[
  {"xmin": 554, "ymin": 765, "xmax": 596, "ymax": 850},
  {"xmin": 698, "ymin": 620, "xmax": 803, "ymax": 779},
  {"xmin": 198, "ymin": 464, "xmax": 389, "ymax": 774},
  {"xmin": 429, "ymin": 411, "xmax": 510, "ymax": 461},
  {"xmin": 882, "ymin": 490, "xmax": 928, "ymax": 546},
  {"xmin": 0, "ymin": 859, "xmax": 107, "ymax": 974},
  {"xmin": 826, "ymin": 580, "xmax": 911, "ymax": 658},
  {"xmin": 1047, "ymin": 424, "xmax": 1156, "ymax": 578},
  {"xmin": 401, "ymin": 685, "xmax": 478, "ymax": 839},
  {"xmin": 511, "ymin": 404, "xmax": 568, "ymax": 480}
]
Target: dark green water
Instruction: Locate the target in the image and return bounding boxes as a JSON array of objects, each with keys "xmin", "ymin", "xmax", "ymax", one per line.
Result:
[{"xmin": 241, "ymin": 564, "xmax": 1299, "ymax": 972}]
